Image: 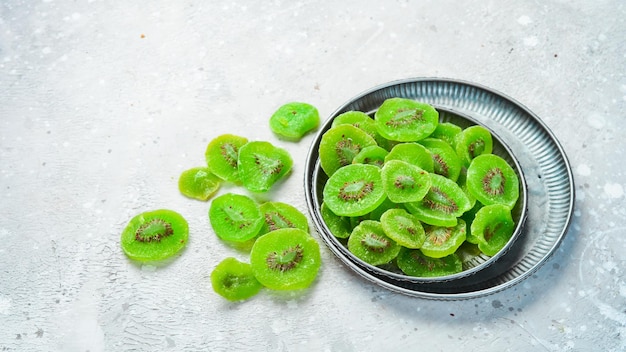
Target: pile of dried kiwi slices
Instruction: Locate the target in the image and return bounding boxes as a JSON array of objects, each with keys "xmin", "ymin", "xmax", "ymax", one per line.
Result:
[{"xmin": 319, "ymin": 97, "xmax": 521, "ymax": 278}]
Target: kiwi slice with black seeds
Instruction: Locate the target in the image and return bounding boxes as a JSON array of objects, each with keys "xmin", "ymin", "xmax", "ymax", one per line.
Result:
[
  {"xmin": 466, "ymin": 154, "xmax": 519, "ymax": 208},
  {"xmin": 374, "ymin": 98, "xmax": 439, "ymax": 142},
  {"xmin": 209, "ymin": 193, "xmax": 263, "ymax": 242},
  {"xmin": 237, "ymin": 141, "xmax": 293, "ymax": 193},
  {"xmin": 420, "ymin": 219, "xmax": 467, "ymax": 258},
  {"xmin": 380, "ymin": 208, "xmax": 426, "ymax": 249},
  {"xmin": 381, "ymin": 160, "xmax": 431, "ymax": 203},
  {"xmin": 322, "ymin": 163, "xmax": 386, "ymax": 217},
  {"xmin": 471, "ymin": 204, "xmax": 515, "ymax": 256},
  {"xmin": 419, "ymin": 138, "xmax": 462, "ymax": 182},
  {"xmin": 205, "ymin": 134, "xmax": 248, "ymax": 183},
  {"xmin": 319, "ymin": 124, "xmax": 378, "ymax": 176},
  {"xmin": 347, "ymin": 220, "xmax": 401, "ymax": 266},
  {"xmin": 258, "ymin": 201, "xmax": 309, "ymax": 236}
]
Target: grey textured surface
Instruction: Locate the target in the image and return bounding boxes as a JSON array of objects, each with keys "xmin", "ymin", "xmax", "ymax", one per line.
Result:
[{"xmin": 0, "ymin": 1, "xmax": 624, "ymax": 351}]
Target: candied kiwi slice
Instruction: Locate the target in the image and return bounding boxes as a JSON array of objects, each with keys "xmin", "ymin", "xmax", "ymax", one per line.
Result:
[
  {"xmin": 319, "ymin": 124, "xmax": 377, "ymax": 176},
  {"xmin": 352, "ymin": 145, "xmax": 388, "ymax": 168},
  {"xmin": 320, "ymin": 202, "xmax": 352, "ymax": 239},
  {"xmin": 347, "ymin": 220, "xmax": 401, "ymax": 266},
  {"xmin": 120, "ymin": 209, "xmax": 189, "ymax": 262},
  {"xmin": 405, "ymin": 173, "xmax": 471, "ymax": 227},
  {"xmin": 471, "ymin": 204, "xmax": 516, "ymax": 256},
  {"xmin": 455, "ymin": 125, "xmax": 493, "ymax": 167},
  {"xmin": 384, "ymin": 142, "xmax": 434, "ymax": 173},
  {"xmin": 269, "ymin": 102, "xmax": 320, "ymax": 141},
  {"xmin": 420, "ymin": 219, "xmax": 467, "ymax": 258},
  {"xmin": 419, "ymin": 138, "xmax": 462, "ymax": 182},
  {"xmin": 381, "ymin": 160, "xmax": 431, "ymax": 203},
  {"xmin": 380, "ymin": 208, "xmax": 426, "ymax": 249},
  {"xmin": 209, "ymin": 193, "xmax": 263, "ymax": 242},
  {"xmin": 250, "ymin": 228, "xmax": 321, "ymax": 290},
  {"xmin": 322, "ymin": 164, "xmax": 386, "ymax": 217},
  {"xmin": 211, "ymin": 257, "xmax": 263, "ymax": 301},
  {"xmin": 332, "ymin": 110, "xmax": 389, "ymax": 149},
  {"xmin": 430, "ymin": 122, "xmax": 462, "ymax": 148},
  {"xmin": 237, "ymin": 141, "xmax": 293, "ymax": 193},
  {"xmin": 396, "ymin": 247, "xmax": 462, "ymax": 277},
  {"xmin": 205, "ymin": 134, "xmax": 248, "ymax": 183},
  {"xmin": 178, "ymin": 167, "xmax": 221, "ymax": 201},
  {"xmin": 258, "ymin": 201, "xmax": 309, "ymax": 236},
  {"xmin": 374, "ymin": 98, "xmax": 439, "ymax": 142},
  {"xmin": 466, "ymin": 154, "xmax": 519, "ymax": 209}
]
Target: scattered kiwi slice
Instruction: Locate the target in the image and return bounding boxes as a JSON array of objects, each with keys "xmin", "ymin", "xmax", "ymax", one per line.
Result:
[
  {"xmin": 120, "ymin": 209, "xmax": 189, "ymax": 262},
  {"xmin": 384, "ymin": 142, "xmax": 434, "ymax": 173},
  {"xmin": 420, "ymin": 219, "xmax": 467, "ymax": 258},
  {"xmin": 178, "ymin": 167, "xmax": 221, "ymax": 201},
  {"xmin": 381, "ymin": 160, "xmax": 431, "ymax": 203},
  {"xmin": 319, "ymin": 124, "xmax": 378, "ymax": 176},
  {"xmin": 466, "ymin": 154, "xmax": 519, "ymax": 208},
  {"xmin": 209, "ymin": 193, "xmax": 264, "ymax": 242},
  {"xmin": 211, "ymin": 257, "xmax": 263, "ymax": 301},
  {"xmin": 258, "ymin": 201, "xmax": 309, "ymax": 236},
  {"xmin": 352, "ymin": 145, "xmax": 388, "ymax": 167},
  {"xmin": 205, "ymin": 134, "xmax": 248, "ymax": 183},
  {"xmin": 396, "ymin": 247, "xmax": 462, "ymax": 277},
  {"xmin": 347, "ymin": 220, "xmax": 401, "ymax": 266},
  {"xmin": 374, "ymin": 97, "xmax": 439, "ymax": 142},
  {"xmin": 470, "ymin": 204, "xmax": 515, "ymax": 256},
  {"xmin": 237, "ymin": 141, "xmax": 293, "ymax": 192},
  {"xmin": 250, "ymin": 228, "xmax": 321, "ymax": 290},
  {"xmin": 454, "ymin": 125, "xmax": 493, "ymax": 166},
  {"xmin": 269, "ymin": 102, "xmax": 320, "ymax": 141},
  {"xmin": 380, "ymin": 208, "xmax": 426, "ymax": 249},
  {"xmin": 322, "ymin": 163, "xmax": 386, "ymax": 217}
]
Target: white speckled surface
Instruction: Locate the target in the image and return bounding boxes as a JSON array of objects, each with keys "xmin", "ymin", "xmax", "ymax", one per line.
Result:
[{"xmin": 1, "ymin": 1, "xmax": 625, "ymax": 351}]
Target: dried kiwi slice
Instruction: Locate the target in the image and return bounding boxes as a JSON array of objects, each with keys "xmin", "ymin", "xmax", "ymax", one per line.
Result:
[
  {"xmin": 120, "ymin": 209, "xmax": 188, "ymax": 262},
  {"xmin": 237, "ymin": 141, "xmax": 293, "ymax": 193},
  {"xmin": 258, "ymin": 201, "xmax": 309, "ymax": 236},
  {"xmin": 205, "ymin": 134, "xmax": 248, "ymax": 183},
  {"xmin": 332, "ymin": 110, "xmax": 389, "ymax": 149},
  {"xmin": 374, "ymin": 98, "xmax": 438, "ymax": 142},
  {"xmin": 420, "ymin": 219, "xmax": 467, "ymax": 258},
  {"xmin": 466, "ymin": 154, "xmax": 519, "ymax": 208},
  {"xmin": 430, "ymin": 122, "xmax": 462, "ymax": 148},
  {"xmin": 380, "ymin": 208, "xmax": 426, "ymax": 249},
  {"xmin": 384, "ymin": 142, "xmax": 434, "ymax": 173},
  {"xmin": 322, "ymin": 164, "xmax": 386, "ymax": 217},
  {"xmin": 320, "ymin": 202, "xmax": 352, "ymax": 239},
  {"xmin": 319, "ymin": 124, "xmax": 377, "ymax": 176},
  {"xmin": 381, "ymin": 160, "xmax": 431, "ymax": 203},
  {"xmin": 250, "ymin": 228, "xmax": 321, "ymax": 290},
  {"xmin": 269, "ymin": 102, "xmax": 320, "ymax": 141},
  {"xmin": 178, "ymin": 167, "xmax": 221, "ymax": 201},
  {"xmin": 471, "ymin": 204, "xmax": 515, "ymax": 256},
  {"xmin": 211, "ymin": 257, "xmax": 263, "ymax": 301},
  {"xmin": 405, "ymin": 173, "xmax": 471, "ymax": 227},
  {"xmin": 454, "ymin": 125, "xmax": 493, "ymax": 167},
  {"xmin": 352, "ymin": 145, "xmax": 388, "ymax": 168},
  {"xmin": 419, "ymin": 138, "xmax": 462, "ymax": 182},
  {"xmin": 396, "ymin": 247, "xmax": 462, "ymax": 277},
  {"xmin": 347, "ymin": 220, "xmax": 401, "ymax": 266},
  {"xmin": 209, "ymin": 193, "xmax": 263, "ymax": 242}
]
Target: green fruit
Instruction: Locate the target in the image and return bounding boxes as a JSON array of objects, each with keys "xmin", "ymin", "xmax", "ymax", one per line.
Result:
[
  {"xmin": 258, "ymin": 201, "xmax": 309, "ymax": 236},
  {"xmin": 320, "ymin": 202, "xmax": 352, "ymax": 239},
  {"xmin": 419, "ymin": 138, "xmax": 462, "ymax": 182},
  {"xmin": 237, "ymin": 141, "xmax": 293, "ymax": 193},
  {"xmin": 430, "ymin": 122, "xmax": 462, "ymax": 148},
  {"xmin": 374, "ymin": 98, "xmax": 439, "ymax": 142},
  {"xmin": 352, "ymin": 145, "xmax": 388, "ymax": 167},
  {"xmin": 396, "ymin": 247, "xmax": 462, "ymax": 277},
  {"xmin": 420, "ymin": 219, "xmax": 467, "ymax": 258},
  {"xmin": 269, "ymin": 102, "xmax": 320, "ymax": 141},
  {"xmin": 466, "ymin": 154, "xmax": 519, "ymax": 208},
  {"xmin": 120, "ymin": 209, "xmax": 188, "ymax": 262},
  {"xmin": 209, "ymin": 193, "xmax": 263, "ymax": 242},
  {"xmin": 250, "ymin": 228, "xmax": 321, "ymax": 290},
  {"xmin": 347, "ymin": 220, "xmax": 401, "ymax": 266},
  {"xmin": 211, "ymin": 257, "xmax": 263, "ymax": 301},
  {"xmin": 205, "ymin": 134, "xmax": 248, "ymax": 183},
  {"xmin": 381, "ymin": 160, "xmax": 431, "ymax": 203},
  {"xmin": 319, "ymin": 124, "xmax": 377, "ymax": 176},
  {"xmin": 178, "ymin": 167, "xmax": 221, "ymax": 201},
  {"xmin": 384, "ymin": 142, "xmax": 434, "ymax": 173},
  {"xmin": 455, "ymin": 125, "xmax": 493, "ymax": 166},
  {"xmin": 332, "ymin": 110, "xmax": 389, "ymax": 149},
  {"xmin": 405, "ymin": 173, "xmax": 471, "ymax": 227},
  {"xmin": 471, "ymin": 204, "xmax": 515, "ymax": 256},
  {"xmin": 380, "ymin": 208, "xmax": 426, "ymax": 249},
  {"xmin": 322, "ymin": 164, "xmax": 386, "ymax": 217},
  {"xmin": 369, "ymin": 197, "xmax": 404, "ymax": 221}
]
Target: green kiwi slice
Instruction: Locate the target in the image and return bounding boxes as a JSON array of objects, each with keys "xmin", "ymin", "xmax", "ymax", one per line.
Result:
[
  {"xmin": 430, "ymin": 122, "xmax": 462, "ymax": 148},
  {"xmin": 320, "ymin": 202, "xmax": 352, "ymax": 239},
  {"xmin": 237, "ymin": 141, "xmax": 293, "ymax": 193},
  {"xmin": 466, "ymin": 154, "xmax": 519, "ymax": 208},
  {"xmin": 319, "ymin": 124, "xmax": 378, "ymax": 176},
  {"xmin": 209, "ymin": 193, "xmax": 264, "ymax": 242},
  {"xmin": 374, "ymin": 98, "xmax": 439, "ymax": 142},
  {"xmin": 352, "ymin": 145, "xmax": 388, "ymax": 167},
  {"xmin": 380, "ymin": 208, "xmax": 426, "ymax": 249},
  {"xmin": 250, "ymin": 228, "xmax": 321, "ymax": 290},
  {"xmin": 471, "ymin": 204, "xmax": 515, "ymax": 256},
  {"xmin": 269, "ymin": 102, "xmax": 320, "ymax": 141},
  {"xmin": 405, "ymin": 173, "xmax": 471, "ymax": 227},
  {"xmin": 205, "ymin": 134, "xmax": 248, "ymax": 183},
  {"xmin": 420, "ymin": 219, "xmax": 467, "ymax": 258},
  {"xmin": 322, "ymin": 163, "xmax": 386, "ymax": 217},
  {"xmin": 120, "ymin": 209, "xmax": 189, "ymax": 262},
  {"xmin": 384, "ymin": 142, "xmax": 434, "ymax": 173},
  {"xmin": 258, "ymin": 201, "xmax": 309, "ymax": 236},
  {"xmin": 347, "ymin": 220, "xmax": 401, "ymax": 266},
  {"xmin": 396, "ymin": 247, "xmax": 462, "ymax": 277},
  {"xmin": 332, "ymin": 110, "xmax": 389, "ymax": 149},
  {"xmin": 178, "ymin": 167, "xmax": 221, "ymax": 201},
  {"xmin": 454, "ymin": 125, "xmax": 493, "ymax": 166},
  {"xmin": 211, "ymin": 257, "xmax": 263, "ymax": 301},
  {"xmin": 418, "ymin": 138, "xmax": 462, "ymax": 182},
  {"xmin": 381, "ymin": 160, "xmax": 431, "ymax": 203}
]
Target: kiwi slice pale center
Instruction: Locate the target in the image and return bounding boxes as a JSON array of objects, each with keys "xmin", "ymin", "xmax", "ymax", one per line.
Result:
[
  {"xmin": 387, "ymin": 108, "xmax": 424, "ymax": 127},
  {"xmin": 394, "ymin": 175, "xmax": 416, "ymax": 189},
  {"xmin": 423, "ymin": 187, "xmax": 459, "ymax": 214},
  {"xmin": 266, "ymin": 245, "xmax": 304, "ymax": 272},
  {"xmin": 336, "ymin": 138, "xmax": 361, "ymax": 165},
  {"xmin": 135, "ymin": 219, "xmax": 173, "ymax": 243},
  {"xmin": 221, "ymin": 143, "xmax": 239, "ymax": 168},
  {"xmin": 339, "ymin": 181, "xmax": 374, "ymax": 201},
  {"xmin": 254, "ymin": 153, "xmax": 284, "ymax": 175},
  {"xmin": 427, "ymin": 227, "xmax": 452, "ymax": 246},
  {"xmin": 483, "ymin": 168, "xmax": 505, "ymax": 195},
  {"xmin": 361, "ymin": 233, "xmax": 390, "ymax": 252}
]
